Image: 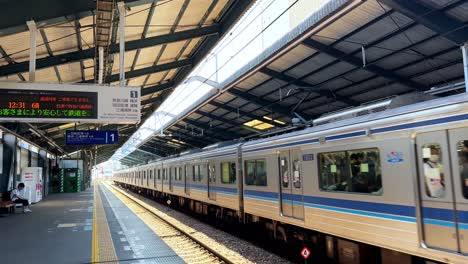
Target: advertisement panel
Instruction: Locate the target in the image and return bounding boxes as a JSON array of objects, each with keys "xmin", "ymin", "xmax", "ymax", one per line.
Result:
[{"xmin": 0, "ymin": 82, "xmax": 140, "ymax": 123}]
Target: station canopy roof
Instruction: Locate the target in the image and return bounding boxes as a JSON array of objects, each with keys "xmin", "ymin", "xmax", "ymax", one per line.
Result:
[
  {"xmin": 0, "ymin": 0, "xmax": 467, "ymax": 166},
  {"xmin": 0, "ymin": 0, "xmax": 253, "ymax": 160}
]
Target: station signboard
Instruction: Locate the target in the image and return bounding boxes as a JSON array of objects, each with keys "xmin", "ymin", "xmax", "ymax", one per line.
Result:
[
  {"xmin": 0, "ymin": 82, "xmax": 140, "ymax": 123},
  {"xmin": 65, "ymin": 130, "xmax": 118, "ymax": 145}
]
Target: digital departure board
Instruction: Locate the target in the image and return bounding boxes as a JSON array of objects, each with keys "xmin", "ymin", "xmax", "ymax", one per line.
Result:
[
  {"xmin": 0, "ymin": 89, "xmax": 98, "ymax": 119},
  {"xmin": 0, "ymin": 82, "xmax": 141, "ymax": 124}
]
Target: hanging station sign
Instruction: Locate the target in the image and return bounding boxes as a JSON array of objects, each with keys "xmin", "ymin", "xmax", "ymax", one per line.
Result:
[{"xmin": 0, "ymin": 82, "xmax": 140, "ymax": 123}]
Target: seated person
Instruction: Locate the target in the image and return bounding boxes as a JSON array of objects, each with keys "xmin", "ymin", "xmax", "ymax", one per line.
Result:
[{"xmin": 10, "ymin": 183, "xmax": 32, "ymax": 213}]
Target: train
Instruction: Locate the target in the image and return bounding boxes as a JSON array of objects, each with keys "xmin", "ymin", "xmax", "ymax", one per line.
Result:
[{"xmin": 113, "ymin": 92, "xmax": 468, "ymax": 264}]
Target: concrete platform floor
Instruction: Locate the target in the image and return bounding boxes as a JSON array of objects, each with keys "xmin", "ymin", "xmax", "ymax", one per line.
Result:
[{"xmin": 0, "ymin": 189, "xmax": 93, "ymax": 264}]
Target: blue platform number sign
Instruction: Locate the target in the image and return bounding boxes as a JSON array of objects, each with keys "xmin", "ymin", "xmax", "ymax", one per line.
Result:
[
  {"xmin": 387, "ymin": 151, "xmax": 404, "ymax": 163},
  {"xmin": 66, "ymin": 130, "xmax": 118, "ymax": 145},
  {"xmin": 130, "ymin": 91, "xmax": 138, "ymax": 98}
]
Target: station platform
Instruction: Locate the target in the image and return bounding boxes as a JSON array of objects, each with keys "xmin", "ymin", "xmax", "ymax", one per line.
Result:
[{"xmin": 0, "ymin": 182, "xmax": 185, "ymax": 264}]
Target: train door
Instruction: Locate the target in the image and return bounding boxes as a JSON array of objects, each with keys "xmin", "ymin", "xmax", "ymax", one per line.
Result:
[
  {"xmin": 416, "ymin": 130, "xmax": 460, "ymax": 252},
  {"xmin": 448, "ymin": 128, "xmax": 468, "ymax": 253},
  {"xmin": 185, "ymin": 165, "xmax": 191, "ymax": 195},
  {"xmin": 208, "ymin": 163, "xmax": 216, "ymax": 200},
  {"xmin": 279, "ymin": 149, "xmax": 304, "ymax": 219}
]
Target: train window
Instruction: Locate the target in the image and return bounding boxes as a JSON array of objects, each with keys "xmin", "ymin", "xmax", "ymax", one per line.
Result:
[
  {"xmin": 208, "ymin": 164, "xmax": 216, "ymax": 183},
  {"xmin": 318, "ymin": 148, "xmax": 382, "ymax": 195},
  {"xmin": 293, "ymin": 158, "xmax": 301, "ymax": 189},
  {"xmin": 221, "ymin": 162, "xmax": 236, "ymax": 184},
  {"xmin": 245, "ymin": 159, "xmax": 267, "ymax": 186},
  {"xmin": 422, "ymin": 144, "xmax": 445, "ymax": 198},
  {"xmin": 149, "ymin": 170, "xmax": 153, "ymax": 180},
  {"xmin": 144, "ymin": 171, "xmax": 146, "ymax": 179},
  {"xmin": 179, "ymin": 167, "xmax": 183, "ymax": 181},
  {"xmin": 199, "ymin": 164, "xmax": 206, "ymax": 182},
  {"xmin": 193, "ymin": 165, "xmax": 199, "ymax": 182},
  {"xmin": 458, "ymin": 140, "xmax": 468, "ymax": 199},
  {"xmin": 157, "ymin": 169, "xmax": 161, "ymax": 180}
]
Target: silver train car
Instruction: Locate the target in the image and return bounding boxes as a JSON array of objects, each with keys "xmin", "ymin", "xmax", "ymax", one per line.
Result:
[{"xmin": 114, "ymin": 93, "xmax": 468, "ymax": 264}]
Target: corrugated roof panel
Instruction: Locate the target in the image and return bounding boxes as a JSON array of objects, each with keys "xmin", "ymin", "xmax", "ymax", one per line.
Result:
[
  {"xmin": 42, "ymin": 26, "xmax": 78, "ymax": 56},
  {"xmin": 111, "ymin": 50, "xmax": 137, "ymax": 74},
  {"xmin": 35, "ymin": 67, "xmax": 59, "ymax": 82},
  {"xmin": 395, "ymin": 54, "xmax": 455, "ymax": 77},
  {"xmin": 0, "ymin": 75, "xmax": 23, "ymax": 81},
  {"xmin": 180, "ymin": 37, "xmax": 202, "ymax": 58},
  {"xmin": 374, "ymin": 51, "xmax": 421, "ymax": 70},
  {"xmin": 314, "ymin": 0, "xmax": 386, "ymax": 44},
  {"xmin": 285, "ymin": 52, "xmax": 336, "ymax": 79},
  {"xmin": 145, "ymin": 0, "xmax": 187, "ymax": 38},
  {"xmin": 227, "ymin": 98, "xmax": 250, "ymax": 108},
  {"xmin": 128, "ymin": 75, "xmax": 147, "ymax": 86},
  {"xmin": 303, "ymin": 61, "xmax": 355, "ymax": 84},
  {"xmin": 160, "ymin": 41, "xmax": 187, "ymax": 62},
  {"xmin": 238, "ymin": 102, "xmax": 260, "ymax": 112},
  {"xmin": 340, "ymin": 76, "xmax": 388, "ymax": 95},
  {"xmin": 353, "ymin": 82, "xmax": 409, "ymax": 102},
  {"xmin": 213, "ymin": 92, "xmax": 236, "ymax": 103},
  {"xmin": 411, "ymin": 63, "xmax": 463, "ymax": 86},
  {"xmin": 134, "ymin": 46, "xmax": 162, "ymax": 70},
  {"xmin": 339, "ymin": 68, "xmax": 374, "ymax": 83},
  {"xmin": 329, "ymin": 39, "xmax": 361, "ymax": 55},
  {"xmin": 78, "ymin": 16, "xmax": 94, "ymax": 50},
  {"xmin": 177, "ymin": 1, "xmax": 212, "ymax": 29},
  {"xmin": 423, "ymin": 0, "xmax": 454, "ymax": 9},
  {"xmin": 57, "ymin": 62, "xmax": 82, "ymax": 83},
  {"xmin": 120, "ymin": 4, "xmax": 151, "ymax": 41},
  {"xmin": 347, "ymin": 12, "xmax": 412, "ymax": 44},
  {"xmin": 248, "ymin": 78, "xmax": 286, "ymax": 96},
  {"xmin": 235, "ymin": 72, "xmax": 270, "ymax": 90},
  {"xmin": 446, "ymin": 2, "xmax": 468, "ymax": 22},
  {"xmin": 209, "ymin": 0, "xmax": 230, "ymax": 23},
  {"xmin": 412, "ymin": 38, "xmax": 455, "ymax": 57},
  {"xmin": 163, "ymin": 68, "xmax": 179, "ymax": 82},
  {"xmin": 83, "ymin": 59, "xmax": 94, "ymax": 80},
  {"xmin": 0, "ymin": 31, "xmax": 48, "ymax": 63},
  {"xmin": 267, "ymin": 44, "xmax": 316, "ymax": 72},
  {"xmin": 145, "ymin": 71, "xmax": 169, "ymax": 85}
]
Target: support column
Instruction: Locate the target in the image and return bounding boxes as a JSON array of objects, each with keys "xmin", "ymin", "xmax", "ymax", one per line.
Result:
[
  {"xmin": 462, "ymin": 43, "xmax": 468, "ymax": 93},
  {"xmin": 118, "ymin": 1, "xmax": 126, "ymax": 86},
  {"xmin": 27, "ymin": 20, "xmax": 37, "ymax": 82}
]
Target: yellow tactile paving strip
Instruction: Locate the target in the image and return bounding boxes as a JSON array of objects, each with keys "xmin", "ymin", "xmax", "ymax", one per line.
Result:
[
  {"xmin": 103, "ymin": 182, "xmax": 223, "ymax": 264},
  {"xmin": 92, "ymin": 183, "xmax": 118, "ymax": 263}
]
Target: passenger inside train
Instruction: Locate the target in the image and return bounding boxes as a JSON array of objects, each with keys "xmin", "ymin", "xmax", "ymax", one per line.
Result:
[{"xmin": 423, "ymin": 145, "xmax": 445, "ymax": 198}]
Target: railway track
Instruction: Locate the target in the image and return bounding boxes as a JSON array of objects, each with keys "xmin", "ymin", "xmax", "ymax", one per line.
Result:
[{"xmin": 104, "ymin": 182, "xmax": 238, "ymax": 264}]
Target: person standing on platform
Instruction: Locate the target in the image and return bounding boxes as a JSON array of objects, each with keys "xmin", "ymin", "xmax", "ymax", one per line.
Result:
[{"xmin": 10, "ymin": 183, "xmax": 32, "ymax": 213}]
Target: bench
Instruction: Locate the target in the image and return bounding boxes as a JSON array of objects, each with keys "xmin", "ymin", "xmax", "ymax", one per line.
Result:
[{"xmin": 0, "ymin": 192, "xmax": 16, "ymax": 214}]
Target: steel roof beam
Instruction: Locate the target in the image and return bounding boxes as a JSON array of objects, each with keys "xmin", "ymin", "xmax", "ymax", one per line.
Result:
[
  {"xmin": 141, "ymin": 81, "xmax": 175, "ymax": 96},
  {"xmin": 167, "ymin": 126, "xmax": 217, "ymax": 145},
  {"xmin": 208, "ymin": 101, "xmax": 286, "ymax": 127},
  {"xmin": 141, "ymin": 96, "xmax": 162, "ymax": 106},
  {"xmin": 183, "ymin": 118, "xmax": 240, "ymax": 140},
  {"xmin": 0, "ymin": 0, "xmax": 158, "ymax": 36},
  {"xmin": 82, "ymin": 59, "xmax": 191, "ymax": 84},
  {"xmin": 0, "ymin": 26, "xmax": 218, "ymax": 77},
  {"xmin": 259, "ymin": 67, "xmax": 360, "ymax": 106},
  {"xmin": 228, "ymin": 88, "xmax": 311, "ymax": 119},
  {"xmin": 380, "ymin": 0, "xmax": 468, "ymax": 45},
  {"xmin": 194, "ymin": 110, "xmax": 260, "ymax": 134},
  {"xmin": 303, "ymin": 38, "xmax": 426, "ymax": 91}
]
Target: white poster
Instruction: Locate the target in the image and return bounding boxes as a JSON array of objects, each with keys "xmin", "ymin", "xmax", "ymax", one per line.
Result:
[{"xmin": 0, "ymin": 82, "xmax": 140, "ymax": 124}]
